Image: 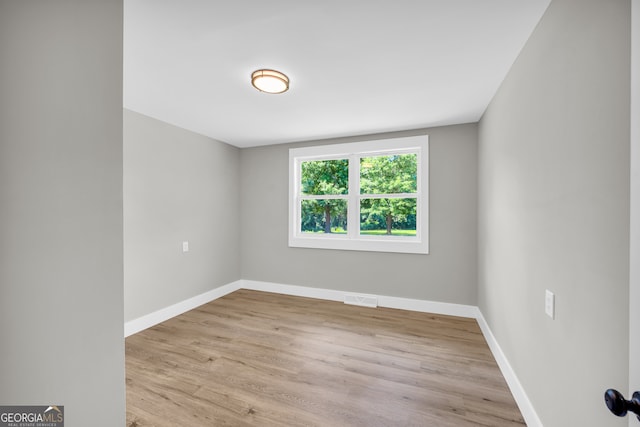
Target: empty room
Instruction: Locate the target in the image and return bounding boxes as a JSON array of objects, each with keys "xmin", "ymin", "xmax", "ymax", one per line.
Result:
[{"xmin": 1, "ymin": 1, "xmax": 638, "ymax": 426}]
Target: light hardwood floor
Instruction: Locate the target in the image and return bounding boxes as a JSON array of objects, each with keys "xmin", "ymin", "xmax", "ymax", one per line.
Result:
[{"xmin": 126, "ymin": 289, "xmax": 525, "ymax": 426}]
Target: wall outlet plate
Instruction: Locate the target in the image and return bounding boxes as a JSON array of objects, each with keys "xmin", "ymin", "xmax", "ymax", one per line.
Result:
[{"xmin": 545, "ymin": 289, "xmax": 555, "ymax": 319}]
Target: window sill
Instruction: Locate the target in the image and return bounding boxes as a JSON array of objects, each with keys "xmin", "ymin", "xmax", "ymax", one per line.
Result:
[{"xmin": 289, "ymin": 234, "xmax": 429, "ymax": 254}]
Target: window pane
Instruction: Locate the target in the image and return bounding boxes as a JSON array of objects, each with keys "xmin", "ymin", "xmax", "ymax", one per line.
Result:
[
  {"xmin": 301, "ymin": 199, "xmax": 348, "ymax": 234},
  {"xmin": 360, "ymin": 154, "xmax": 417, "ymax": 194},
  {"xmin": 301, "ymin": 159, "xmax": 349, "ymax": 195},
  {"xmin": 360, "ymin": 198, "xmax": 416, "ymax": 236}
]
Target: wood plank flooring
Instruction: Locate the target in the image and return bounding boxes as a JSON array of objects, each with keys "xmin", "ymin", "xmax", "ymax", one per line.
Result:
[{"xmin": 126, "ymin": 289, "xmax": 525, "ymax": 426}]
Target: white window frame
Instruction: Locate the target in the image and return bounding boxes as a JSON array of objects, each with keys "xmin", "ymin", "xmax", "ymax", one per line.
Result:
[{"xmin": 288, "ymin": 134, "xmax": 429, "ymax": 254}]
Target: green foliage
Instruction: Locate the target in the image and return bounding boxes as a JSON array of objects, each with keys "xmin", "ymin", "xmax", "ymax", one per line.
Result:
[
  {"xmin": 301, "ymin": 199, "xmax": 347, "ymax": 233},
  {"xmin": 299, "ymin": 154, "xmax": 418, "ymax": 235},
  {"xmin": 360, "ymin": 154, "xmax": 417, "ymax": 234},
  {"xmin": 361, "ymin": 229, "xmax": 416, "ymax": 236},
  {"xmin": 360, "ymin": 154, "xmax": 417, "ymax": 194},
  {"xmin": 360, "ymin": 198, "xmax": 416, "ymax": 233},
  {"xmin": 301, "ymin": 159, "xmax": 348, "ymax": 195},
  {"xmin": 300, "ymin": 160, "xmax": 348, "ymax": 233}
]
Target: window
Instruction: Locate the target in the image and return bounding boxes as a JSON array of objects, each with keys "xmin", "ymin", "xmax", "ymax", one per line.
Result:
[{"xmin": 289, "ymin": 135, "xmax": 428, "ymax": 254}]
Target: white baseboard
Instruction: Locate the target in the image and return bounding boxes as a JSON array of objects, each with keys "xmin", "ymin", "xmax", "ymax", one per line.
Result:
[
  {"xmin": 240, "ymin": 279, "xmax": 478, "ymax": 318},
  {"xmin": 377, "ymin": 294, "xmax": 478, "ymax": 318},
  {"xmin": 124, "ymin": 279, "xmax": 539, "ymax": 426},
  {"xmin": 475, "ymin": 311, "xmax": 542, "ymax": 427},
  {"xmin": 124, "ymin": 280, "xmax": 241, "ymax": 337},
  {"xmin": 240, "ymin": 279, "xmax": 345, "ymax": 302}
]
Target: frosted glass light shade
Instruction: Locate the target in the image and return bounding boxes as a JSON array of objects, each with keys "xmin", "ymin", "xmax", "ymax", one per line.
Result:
[{"xmin": 251, "ymin": 69, "xmax": 289, "ymax": 94}]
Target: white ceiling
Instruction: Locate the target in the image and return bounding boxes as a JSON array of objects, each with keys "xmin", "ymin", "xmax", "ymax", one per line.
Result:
[{"xmin": 124, "ymin": 0, "xmax": 551, "ymax": 148}]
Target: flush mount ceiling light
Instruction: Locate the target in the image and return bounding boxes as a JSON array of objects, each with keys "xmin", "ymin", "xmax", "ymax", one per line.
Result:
[{"xmin": 251, "ymin": 69, "xmax": 289, "ymax": 94}]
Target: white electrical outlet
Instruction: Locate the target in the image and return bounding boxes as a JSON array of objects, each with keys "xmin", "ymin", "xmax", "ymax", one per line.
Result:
[
  {"xmin": 182, "ymin": 241, "xmax": 189, "ymax": 252},
  {"xmin": 545, "ymin": 289, "xmax": 555, "ymax": 319}
]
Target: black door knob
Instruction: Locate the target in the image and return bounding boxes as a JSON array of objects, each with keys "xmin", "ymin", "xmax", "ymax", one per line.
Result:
[{"xmin": 605, "ymin": 389, "xmax": 640, "ymax": 421}]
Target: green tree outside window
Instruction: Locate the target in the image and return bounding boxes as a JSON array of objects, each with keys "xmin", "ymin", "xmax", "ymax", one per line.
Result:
[
  {"xmin": 300, "ymin": 159, "xmax": 348, "ymax": 234},
  {"xmin": 360, "ymin": 154, "xmax": 417, "ymax": 235}
]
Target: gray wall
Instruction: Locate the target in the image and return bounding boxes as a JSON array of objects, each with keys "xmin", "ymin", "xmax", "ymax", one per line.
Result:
[
  {"xmin": 630, "ymin": 0, "xmax": 640, "ymax": 409},
  {"xmin": 0, "ymin": 1, "xmax": 125, "ymax": 425},
  {"xmin": 124, "ymin": 110, "xmax": 241, "ymax": 321},
  {"xmin": 241, "ymin": 124, "xmax": 478, "ymax": 304},
  {"xmin": 478, "ymin": 0, "xmax": 630, "ymax": 426}
]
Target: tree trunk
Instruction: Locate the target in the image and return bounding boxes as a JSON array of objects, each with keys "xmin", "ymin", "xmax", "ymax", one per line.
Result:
[
  {"xmin": 386, "ymin": 214, "xmax": 392, "ymax": 235},
  {"xmin": 324, "ymin": 205, "xmax": 332, "ymax": 233}
]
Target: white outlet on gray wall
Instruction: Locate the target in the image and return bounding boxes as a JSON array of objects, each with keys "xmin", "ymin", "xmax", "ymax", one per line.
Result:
[{"xmin": 545, "ymin": 289, "xmax": 555, "ymax": 319}]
